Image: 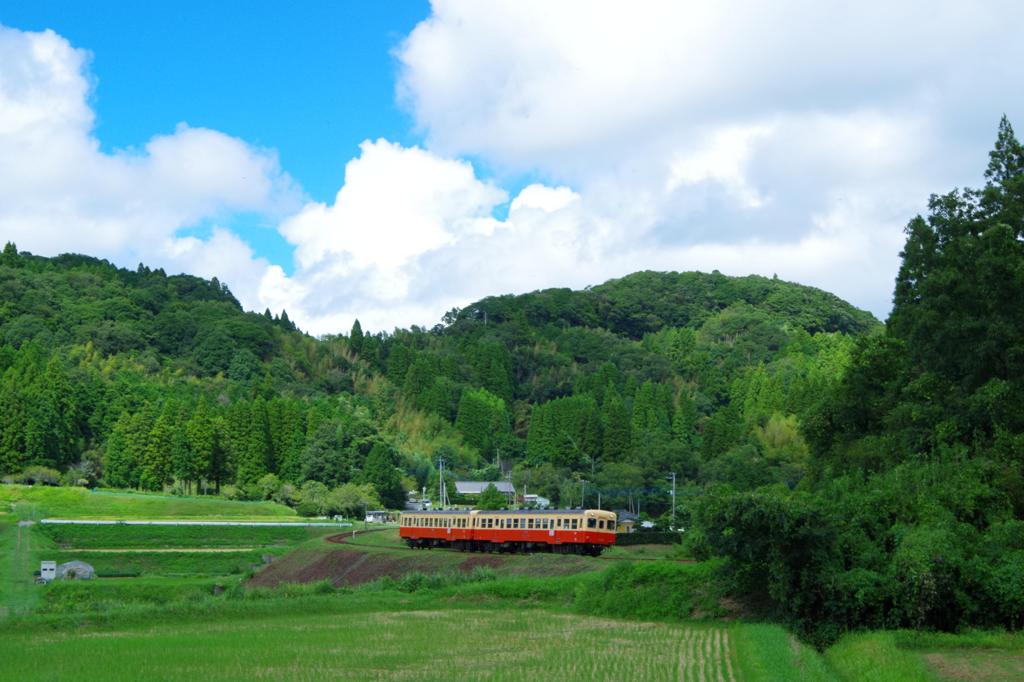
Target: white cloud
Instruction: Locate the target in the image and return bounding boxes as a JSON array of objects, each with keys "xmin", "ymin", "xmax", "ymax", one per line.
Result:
[
  {"xmin": 5, "ymin": 6, "xmax": 1024, "ymax": 337},
  {"xmin": 280, "ymin": 139, "xmax": 506, "ymax": 280},
  {"xmin": 0, "ymin": 24, "xmax": 298, "ymax": 296},
  {"xmin": 388, "ymin": 1, "xmax": 1024, "ymax": 321}
]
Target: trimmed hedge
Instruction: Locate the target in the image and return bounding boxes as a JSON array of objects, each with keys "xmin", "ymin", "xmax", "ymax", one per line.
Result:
[{"xmin": 614, "ymin": 531, "xmax": 682, "ymax": 546}]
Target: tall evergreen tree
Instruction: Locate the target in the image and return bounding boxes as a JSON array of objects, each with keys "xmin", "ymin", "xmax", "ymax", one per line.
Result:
[
  {"xmin": 141, "ymin": 403, "xmax": 175, "ymax": 490},
  {"xmin": 184, "ymin": 399, "xmax": 216, "ymax": 493},
  {"xmin": 601, "ymin": 384, "xmax": 631, "ymax": 460},
  {"xmin": 361, "ymin": 443, "xmax": 405, "ymax": 508},
  {"xmin": 454, "ymin": 387, "xmax": 509, "ymax": 458},
  {"xmin": 349, "ymin": 319, "xmax": 364, "ymax": 355},
  {"xmin": 103, "ymin": 412, "xmax": 138, "ymax": 488}
]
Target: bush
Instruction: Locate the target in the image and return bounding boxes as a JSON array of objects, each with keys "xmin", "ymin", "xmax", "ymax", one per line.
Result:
[
  {"xmin": 17, "ymin": 466, "xmax": 61, "ymax": 486},
  {"xmin": 255, "ymin": 474, "xmax": 282, "ymax": 501}
]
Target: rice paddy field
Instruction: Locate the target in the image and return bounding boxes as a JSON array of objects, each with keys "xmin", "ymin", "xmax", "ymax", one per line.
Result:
[{"xmin": 0, "ymin": 603, "xmax": 821, "ymax": 682}]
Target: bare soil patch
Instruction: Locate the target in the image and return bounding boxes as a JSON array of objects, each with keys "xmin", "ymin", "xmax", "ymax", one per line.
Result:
[
  {"xmin": 248, "ymin": 546, "xmax": 478, "ymax": 588},
  {"xmin": 923, "ymin": 650, "xmax": 1024, "ymax": 681},
  {"xmin": 247, "ymin": 539, "xmax": 601, "ymax": 588}
]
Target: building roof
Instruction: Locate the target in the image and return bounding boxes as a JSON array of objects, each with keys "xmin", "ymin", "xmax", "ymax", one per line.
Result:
[{"xmin": 454, "ymin": 481, "xmax": 515, "ymax": 495}]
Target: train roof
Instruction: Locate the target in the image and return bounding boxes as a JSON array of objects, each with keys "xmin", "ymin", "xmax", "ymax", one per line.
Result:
[{"xmin": 401, "ymin": 508, "xmax": 615, "ymax": 515}]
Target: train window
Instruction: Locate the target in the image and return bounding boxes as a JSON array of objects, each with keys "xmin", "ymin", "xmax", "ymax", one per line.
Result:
[
  {"xmin": 588, "ymin": 518, "xmax": 597, "ymax": 529},
  {"xmin": 571, "ymin": 519, "xmax": 578, "ymax": 530},
  {"xmin": 542, "ymin": 518, "xmax": 549, "ymax": 529},
  {"xmin": 557, "ymin": 519, "xmax": 562, "ymax": 528},
  {"xmin": 598, "ymin": 520, "xmax": 604, "ymax": 529},
  {"xmin": 526, "ymin": 518, "xmax": 533, "ymax": 529}
]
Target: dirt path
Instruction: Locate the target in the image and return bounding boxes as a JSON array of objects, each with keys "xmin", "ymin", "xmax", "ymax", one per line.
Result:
[{"xmin": 2, "ymin": 521, "xmax": 37, "ymax": 619}]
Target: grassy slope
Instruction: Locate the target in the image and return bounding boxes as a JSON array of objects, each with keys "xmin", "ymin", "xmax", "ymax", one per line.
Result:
[
  {"xmin": 827, "ymin": 630, "xmax": 1024, "ymax": 682},
  {"xmin": 0, "ymin": 484, "xmax": 300, "ymax": 520}
]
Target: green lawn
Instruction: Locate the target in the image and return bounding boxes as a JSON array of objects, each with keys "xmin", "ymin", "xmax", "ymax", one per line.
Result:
[{"xmin": 0, "ymin": 484, "xmax": 300, "ymax": 520}]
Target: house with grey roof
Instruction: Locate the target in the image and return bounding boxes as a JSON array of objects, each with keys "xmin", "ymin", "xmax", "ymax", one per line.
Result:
[{"xmin": 454, "ymin": 481, "xmax": 515, "ymax": 496}]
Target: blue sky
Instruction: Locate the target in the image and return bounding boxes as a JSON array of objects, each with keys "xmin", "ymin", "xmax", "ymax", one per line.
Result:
[
  {"xmin": 1, "ymin": 2, "xmax": 1022, "ymax": 334},
  {"xmin": 2, "ymin": 1, "xmax": 430, "ymax": 272}
]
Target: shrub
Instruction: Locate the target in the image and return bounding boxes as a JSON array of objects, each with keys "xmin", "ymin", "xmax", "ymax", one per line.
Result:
[{"xmin": 17, "ymin": 466, "xmax": 61, "ymax": 486}]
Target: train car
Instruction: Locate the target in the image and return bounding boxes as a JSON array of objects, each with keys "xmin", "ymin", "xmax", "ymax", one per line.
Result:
[{"xmin": 399, "ymin": 508, "xmax": 616, "ymax": 556}]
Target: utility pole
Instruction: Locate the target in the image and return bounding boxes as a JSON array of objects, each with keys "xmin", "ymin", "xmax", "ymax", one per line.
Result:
[
  {"xmin": 668, "ymin": 472, "xmax": 677, "ymax": 530},
  {"xmin": 581, "ymin": 479, "xmax": 587, "ymax": 509},
  {"xmin": 438, "ymin": 457, "xmax": 449, "ymax": 510},
  {"xmin": 597, "ymin": 490, "xmax": 601, "ymax": 510}
]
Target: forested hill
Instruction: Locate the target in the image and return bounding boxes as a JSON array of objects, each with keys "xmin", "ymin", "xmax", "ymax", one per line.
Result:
[
  {"xmin": 0, "ymin": 242, "xmax": 878, "ymax": 513},
  {"xmin": 343, "ymin": 270, "xmax": 880, "ymax": 509},
  {"xmin": 451, "ymin": 270, "xmax": 877, "ymax": 339}
]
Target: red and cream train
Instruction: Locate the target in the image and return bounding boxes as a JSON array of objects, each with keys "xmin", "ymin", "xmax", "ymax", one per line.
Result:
[{"xmin": 399, "ymin": 508, "xmax": 617, "ymax": 556}]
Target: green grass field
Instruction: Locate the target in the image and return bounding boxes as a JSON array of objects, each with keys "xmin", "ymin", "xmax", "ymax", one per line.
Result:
[
  {"xmin": 0, "ymin": 484, "xmax": 301, "ymax": 520},
  {"xmin": 2, "ymin": 486, "xmax": 1023, "ymax": 680},
  {"xmin": 826, "ymin": 630, "xmax": 1024, "ymax": 682},
  {"xmin": 47, "ymin": 548, "xmax": 277, "ymax": 577},
  {"xmin": 40, "ymin": 522, "xmax": 333, "ymax": 549}
]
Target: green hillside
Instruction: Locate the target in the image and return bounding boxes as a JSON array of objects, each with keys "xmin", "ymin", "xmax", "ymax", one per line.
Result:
[{"xmin": 0, "ymin": 242, "xmax": 878, "ymax": 520}]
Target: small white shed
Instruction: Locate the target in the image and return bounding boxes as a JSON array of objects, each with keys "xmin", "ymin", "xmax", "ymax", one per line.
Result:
[{"xmin": 40, "ymin": 561, "xmax": 57, "ymax": 582}]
